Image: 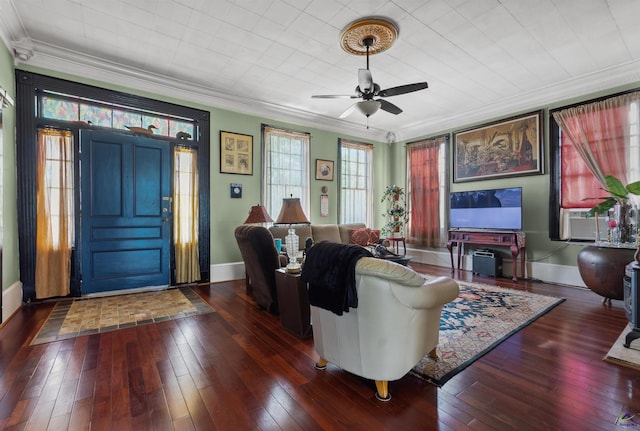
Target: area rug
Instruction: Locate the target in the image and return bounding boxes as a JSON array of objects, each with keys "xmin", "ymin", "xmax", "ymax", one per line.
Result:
[
  {"xmin": 604, "ymin": 324, "xmax": 640, "ymax": 372},
  {"xmin": 410, "ymin": 281, "xmax": 565, "ymax": 386},
  {"xmin": 31, "ymin": 287, "xmax": 214, "ymax": 345}
]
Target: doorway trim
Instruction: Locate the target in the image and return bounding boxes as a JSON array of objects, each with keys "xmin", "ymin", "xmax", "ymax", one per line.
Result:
[{"xmin": 15, "ymin": 70, "xmax": 210, "ymax": 301}]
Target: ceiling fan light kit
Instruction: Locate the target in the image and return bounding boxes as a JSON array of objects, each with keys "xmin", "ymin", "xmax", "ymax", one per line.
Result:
[
  {"xmin": 313, "ymin": 17, "xmax": 428, "ymax": 125},
  {"xmin": 356, "ymin": 100, "xmax": 381, "ymax": 117}
]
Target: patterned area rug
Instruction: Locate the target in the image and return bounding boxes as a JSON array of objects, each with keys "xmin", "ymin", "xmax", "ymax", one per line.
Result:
[
  {"xmin": 604, "ymin": 324, "xmax": 640, "ymax": 372},
  {"xmin": 410, "ymin": 281, "xmax": 565, "ymax": 386},
  {"xmin": 31, "ymin": 287, "xmax": 214, "ymax": 345}
]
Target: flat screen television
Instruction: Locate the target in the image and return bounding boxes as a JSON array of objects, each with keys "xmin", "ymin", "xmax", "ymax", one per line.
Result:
[{"xmin": 449, "ymin": 187, "xmax": 523, "ymax": 230}]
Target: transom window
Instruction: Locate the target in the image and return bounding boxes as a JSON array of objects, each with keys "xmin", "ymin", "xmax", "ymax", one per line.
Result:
[{"xmin": 39, "ymin": 92, "xmax": 195, "ymax": 139}]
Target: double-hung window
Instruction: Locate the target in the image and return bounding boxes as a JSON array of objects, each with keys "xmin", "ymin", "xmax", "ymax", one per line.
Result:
[
  {"xmin": 406, "ymin": 135, "xmax": 449, "ymax": 247},
  {"xmin": 263, "ymin": 125, "xmax": 310, "ymax": 219},
  {"xmin": 339, "ymin": 139, "xmax": 373, "ymax": 225},
  {"xmin": 550, "ymin": 91, "xmax": 640, "ymax": 240}
]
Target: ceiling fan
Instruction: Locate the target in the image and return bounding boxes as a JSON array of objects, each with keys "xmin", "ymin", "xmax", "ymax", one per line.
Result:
[{"xmin": 312, "ymin": 36, "xmax": 428, "ymax": 120}]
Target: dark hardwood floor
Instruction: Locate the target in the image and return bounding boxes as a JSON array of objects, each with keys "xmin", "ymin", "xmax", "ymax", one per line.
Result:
[{"xmin": 0, "ymin": 263, "xmax": 638, "ymax": 430}]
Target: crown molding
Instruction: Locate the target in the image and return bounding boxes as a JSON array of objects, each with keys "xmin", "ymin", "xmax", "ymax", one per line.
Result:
[
  {"xmin": 0, "ymin": 0, "xmax": 23, "ymax": 54},
  {"xmin": 399, "ymin": 59, "xmax": 640, "ymax": 140},
  {"xmin": 8, "ymin": 34, "xmax": 640, "ymax": 144},
  {"xmin": 21, "ymin": 40, "xmax": 391, "ymax": 142}
]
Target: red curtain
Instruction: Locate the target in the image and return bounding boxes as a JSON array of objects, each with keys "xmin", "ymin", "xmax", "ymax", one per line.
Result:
[
  {"xmin": 554, "ymin": 94, "xmax": 638, "ymax": 208},
  {"xmin": 407, "ymin": 139, "xmax": 442, "ymax": 247}
]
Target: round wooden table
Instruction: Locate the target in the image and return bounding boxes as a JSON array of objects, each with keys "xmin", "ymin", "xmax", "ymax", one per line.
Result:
[{"xmin": 577, "ymin": 244, "xmax": 636, "ymax": 304}]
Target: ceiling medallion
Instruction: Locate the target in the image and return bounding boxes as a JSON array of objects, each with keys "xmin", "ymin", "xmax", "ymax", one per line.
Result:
[{"xmin": 340, "ymin": 17, "xmax": 399, "ymax": 56}]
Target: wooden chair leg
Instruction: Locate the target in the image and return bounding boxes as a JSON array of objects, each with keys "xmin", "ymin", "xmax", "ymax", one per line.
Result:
[
  {"xmin": 375, "ymin": 380, "xmax": 391, "ymax": 401},
  {"xmin": 429, "ymin": 347, "xmax": 437, "ymax": 359},
  {"xmin": 315, "ymin": 358, "xmax": 328, "ymax": 370}
]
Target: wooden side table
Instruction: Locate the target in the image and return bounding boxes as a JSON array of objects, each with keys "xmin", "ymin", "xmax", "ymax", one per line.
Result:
[
  {"xmin": 274, "ymin": 268, "xmax": 312, "ymax": 338},
  {"xmin": 386, "ymin": 237, "xmax": 406, "ymax": 255}
]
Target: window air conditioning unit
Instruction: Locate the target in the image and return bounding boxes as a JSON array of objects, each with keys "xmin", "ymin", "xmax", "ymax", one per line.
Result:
[{"xmin": 566, "ymin": 209, "xmax": 608, "ymax": 241}]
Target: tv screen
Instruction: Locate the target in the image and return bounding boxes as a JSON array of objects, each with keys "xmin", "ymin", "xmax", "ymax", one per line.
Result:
[{"xmin": 449, "ymin": 187, "xmax": 522, "ymax": 230}]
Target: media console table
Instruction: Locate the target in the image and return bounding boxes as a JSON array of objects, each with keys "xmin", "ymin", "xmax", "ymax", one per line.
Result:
[{"xmin": 447, "ymin": 229, "xmax": 526, "ymax": 281}]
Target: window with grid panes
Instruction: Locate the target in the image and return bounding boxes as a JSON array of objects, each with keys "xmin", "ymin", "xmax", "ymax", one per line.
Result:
[
  {"xmin": 339, "ymin": 139, "xmax": 373, "ymax": 226},
  {"xmin": 262, "ymin": 125, "xmax": 310, "ymax": 220}
]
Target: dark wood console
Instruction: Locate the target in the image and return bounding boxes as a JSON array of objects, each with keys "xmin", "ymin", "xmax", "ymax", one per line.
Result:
[{"xmin": 447, "ymin": 229, "xmax": 526, "ymax": 281}]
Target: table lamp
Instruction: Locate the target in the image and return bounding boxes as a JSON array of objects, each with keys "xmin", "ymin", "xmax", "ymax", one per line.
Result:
[
  {"xmin": 244, "ymin": 204, "xmax": 273, "ymax": 225},
  {"xmin": 276, "ymin": 196, "xmax": 310, "ymax": 273}
]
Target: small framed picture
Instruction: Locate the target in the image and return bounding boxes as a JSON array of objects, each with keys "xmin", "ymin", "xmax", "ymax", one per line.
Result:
[
  {"xmin": 220, "ymin": 131, "xmax": 253, "ymax": 175},
  {"xmin": 315, "ymin": 159, "xmax": 334, "ymax": 181}
]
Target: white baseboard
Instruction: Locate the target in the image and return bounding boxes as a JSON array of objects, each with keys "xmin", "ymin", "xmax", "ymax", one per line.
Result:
[
  {"xmin": 2, "ymin": 281, "xmax": 23, "ymax": 323},
  {"xmin": 407, "ymin": 247, "xmax": 585, "ymax": 287},
  {"xmin": 213, "ymin": 251, "xmax": 586, "ymax": 288},
  {"xmin": 210, "ymin": 262, "xmax": 245, "ymax": 283}
]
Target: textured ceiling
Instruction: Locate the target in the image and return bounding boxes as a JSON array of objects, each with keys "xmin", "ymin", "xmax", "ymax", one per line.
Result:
[{"xmin": 1, "ymin": 0, "xmax": 640, "ymax": 142}]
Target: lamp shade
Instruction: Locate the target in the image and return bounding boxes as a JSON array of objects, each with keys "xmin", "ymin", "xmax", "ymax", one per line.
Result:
[
  {"xmin": 244, "ymin": 205, "xmax": 273, "ymax": 224},
  {"xmin": 276, "ymin": 197, "xmax": 310, "ymax": 224}
]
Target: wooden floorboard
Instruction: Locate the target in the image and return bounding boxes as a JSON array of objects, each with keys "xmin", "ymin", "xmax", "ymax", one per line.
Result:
[{"xmin": 0, "ymin": 263, "xmax": 639, "ymax": 430}]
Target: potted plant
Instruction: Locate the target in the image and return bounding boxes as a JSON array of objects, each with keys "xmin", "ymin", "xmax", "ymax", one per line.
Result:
[
  {"xmin": 585, "ymin": 175, "xmax": 640, "ymax": 244},
  {"xmin": 381, "ymin": 185, "xmax": 408, "ymax": 237}
]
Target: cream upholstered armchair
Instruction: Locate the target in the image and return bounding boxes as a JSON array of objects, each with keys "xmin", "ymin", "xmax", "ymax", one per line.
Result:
[{"xmin": 309, "ymin": 256, "xmax": 459, "ymax": 401}]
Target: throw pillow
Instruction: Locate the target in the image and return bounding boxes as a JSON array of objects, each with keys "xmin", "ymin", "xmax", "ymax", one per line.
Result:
[
  {"xmin": 349, "ymin": 228, "xmax": 371, "ymax": 246},
  {"xmin": 369, "ymin": 229, "xmax": 381, "ymax": 244}
]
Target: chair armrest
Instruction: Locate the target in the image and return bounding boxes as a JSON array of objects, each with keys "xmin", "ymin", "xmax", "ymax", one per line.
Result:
[
  {"xmin": 356, "ymin": 257, "xmax": 425, "ymax": 286},
  {"xmin": 278, "ymin": 254, "xmax": 288, "ymax": 267},
  {"xmin": 390, "ymin": 276, "xmax": 459, "ymax": 310}
]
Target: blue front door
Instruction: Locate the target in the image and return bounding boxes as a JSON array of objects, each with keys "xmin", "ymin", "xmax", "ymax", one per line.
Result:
[{"xmin": 80, "ymin": 131, "xmax": 171, "ymax": 294}]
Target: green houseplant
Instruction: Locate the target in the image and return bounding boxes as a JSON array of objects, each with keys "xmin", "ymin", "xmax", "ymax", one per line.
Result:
[
  {"xmin": 381, "ymin": 185, "xmax": 408, "ymax": 237},
  {"xmin": 586, "ymin": 175, "xmax": 640, "ymax": 244},
  {"xmin": 586, "ymin": 175, "xmax": 640, "ymax": 217}
]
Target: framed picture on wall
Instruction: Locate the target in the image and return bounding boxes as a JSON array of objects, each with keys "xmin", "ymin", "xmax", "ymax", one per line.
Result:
[
  {"xmin": 452, "ymin": 110, "xmax": 543, "ymax": 182},
  {"xmin": 315, "ymin": 159, "xmax": 334, "ymax": 181},
  {"xmin": 220, "ymin": 131, "xmax": 253, "ymax": 175}
]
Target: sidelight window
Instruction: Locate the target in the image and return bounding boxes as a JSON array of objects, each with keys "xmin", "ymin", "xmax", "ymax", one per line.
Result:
[
  {"xmin": 174, "ymin": 147, "xmax": 200, "ymax": 283},
  {"xmin": 35, "ymin": 128, "xmax": 74, "ymax": 298}
]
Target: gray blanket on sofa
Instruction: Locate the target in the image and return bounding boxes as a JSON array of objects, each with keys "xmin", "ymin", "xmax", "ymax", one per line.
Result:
[{"xmin": 301, "ymin": 241, "xmax": 373, "ymax": 315}]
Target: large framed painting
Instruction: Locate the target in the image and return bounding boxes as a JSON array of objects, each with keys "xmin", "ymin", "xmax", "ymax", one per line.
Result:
[
  {"xmin": 220, "ymin": 131, "xmax": 253, "ymax": 175},
  {"xmin": 453, "ymin": 111, "xmax": 543, "ymax": 183}
]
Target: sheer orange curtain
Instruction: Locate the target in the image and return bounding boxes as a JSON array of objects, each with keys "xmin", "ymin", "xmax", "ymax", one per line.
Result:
[
  {"xmin": 406, "ymin": 139, "xmax": 442, "ymax": 247},
  {"xmin": 35, "ymin": 128, "xmax": 73, "ymax": 299},
  {"xmin": 174, "ymin": 147, "xmax": 200, "ymax": 283},
  {"xmin": 553, "ymin": 92, "xmax": 639, "ymax": 207}
]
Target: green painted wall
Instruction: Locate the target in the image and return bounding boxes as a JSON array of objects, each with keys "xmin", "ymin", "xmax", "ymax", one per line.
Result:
[
  {"xmin": 391, "ymin": 82, "xmax": 640, "ymax": 268},
  {"xmin": 17, "ymin": 64, "xmax": 388, "ymax": 266},
  {"xmin": 13, "ymin": 57, "xmax": 640, "ymax": 272},
  {"xmin": 0, "ymin": 41, "xmax": 19, "ymax": 292}
]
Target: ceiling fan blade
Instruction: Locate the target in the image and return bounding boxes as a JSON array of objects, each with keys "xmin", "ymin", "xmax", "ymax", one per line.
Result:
[
  {"xmin": 378, "ymin": 82, "xmax": 428, "ymax": 97},
  {"xmin": 358, "ymin": 69, "xmax": 373, "ymax": 93},
  {"xmin": 379, "ymin": 99, "xmax": 403, "ymax": 115},
  {"xmin": 312, "ymin": 94, "xmax": 358, "ymax": 99},
  {"xmin": 339, "ymin": 103, "xmax": 358, "ymax": 119}
]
